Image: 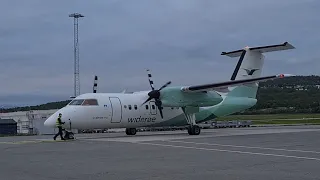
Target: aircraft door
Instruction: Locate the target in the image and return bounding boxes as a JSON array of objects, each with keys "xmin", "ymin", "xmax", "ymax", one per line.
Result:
[
  {"xmin": 109, "ymin": 97, "xmax": 122, "ymax": 123},
  {"xmin": 149, "ymin": 101, "xmax": 157, "ymax": 115}
]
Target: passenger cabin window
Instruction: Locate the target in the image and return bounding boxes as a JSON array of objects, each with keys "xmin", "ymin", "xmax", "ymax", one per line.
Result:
[
  {"xmin": 82, "ymin": 99, "xmax": 98, "ymax": 106},
  {"xmin": 69, "ymin": 99, "xmax": 84, "ymax": 105},
  {"xmin": 152, "ymin": 105, "xmax": 155, "ymax": 109},
  {"xmin": 134, "ymin": 105, "xmax": 137, "ymax": 110},
  {"xmin": 145, "ymin": 105, "xmax": 149, "ymax": 110},
  {"xmin": 128, "ymin": 105, "xmax": 132, "ymax": 110}
]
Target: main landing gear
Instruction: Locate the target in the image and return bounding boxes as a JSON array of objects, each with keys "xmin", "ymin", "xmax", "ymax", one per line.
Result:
[
  {"xmin": 182, "ymin": 107, "xmax": 201, "ymax": 135},
  {"xmin": 187, "ymin": 125, "xmax": 201, "ymax": 135},
  {"xmin": 126, "ymin": 128, "xmax": 137, "ymax": 135}
]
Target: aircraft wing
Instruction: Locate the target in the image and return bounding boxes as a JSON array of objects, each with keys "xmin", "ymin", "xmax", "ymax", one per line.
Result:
[{"xmin": 180, "ymin": 74, "xmax": 294, "ymax": 92}]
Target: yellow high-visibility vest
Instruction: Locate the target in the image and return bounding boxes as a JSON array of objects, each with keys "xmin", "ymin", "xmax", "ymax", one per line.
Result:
[{"xmin": 56, "ymin": 118, "xmax": 62, "ymax": 127}]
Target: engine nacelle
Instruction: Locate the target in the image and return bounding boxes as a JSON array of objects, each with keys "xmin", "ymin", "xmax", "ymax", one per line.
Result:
[{"xmin": 160, "ymin": 87, "xmax": 223, "ymax": 107}]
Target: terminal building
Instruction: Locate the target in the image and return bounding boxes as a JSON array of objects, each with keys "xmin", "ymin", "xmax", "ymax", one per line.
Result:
[{"xmin": 0, "ymin": 109, "xmax": 59, "ymax": 135}]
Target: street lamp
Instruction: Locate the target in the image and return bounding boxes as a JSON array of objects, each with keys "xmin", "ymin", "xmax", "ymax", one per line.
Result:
[{"xmin": 69, "ymin": 13, "xmax": 84, "ymax": 99}]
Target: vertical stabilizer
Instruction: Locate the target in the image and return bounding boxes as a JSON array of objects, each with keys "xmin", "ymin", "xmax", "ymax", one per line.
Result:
[
  {"xmin": 229, "ymin": 48, "xmax": 265, "ymax": 81},
  {"xmin": 221, "ymin": 42, "xmax": 295, "ymax": 97}
]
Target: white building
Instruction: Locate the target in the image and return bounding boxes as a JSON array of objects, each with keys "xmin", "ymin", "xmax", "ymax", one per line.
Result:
[{"xmin": 0, "ymin": 109, "xmax": 60, "ymax": 135}]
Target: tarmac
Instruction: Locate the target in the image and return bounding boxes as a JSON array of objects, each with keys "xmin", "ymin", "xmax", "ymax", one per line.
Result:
[{"xmin": 1, "ymin": 125, "xmax": 320, "ymax": 180}]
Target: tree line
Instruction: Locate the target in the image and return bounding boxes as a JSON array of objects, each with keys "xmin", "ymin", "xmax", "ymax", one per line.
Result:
[{"xmin": 1, "ymin": 75, "xmax": 320, "ymax": 114}]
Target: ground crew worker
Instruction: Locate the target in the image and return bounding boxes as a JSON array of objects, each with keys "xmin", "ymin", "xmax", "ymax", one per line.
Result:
[{"xmin": 53, "ymin": 113, "xmax": 66, "ymax": 140}]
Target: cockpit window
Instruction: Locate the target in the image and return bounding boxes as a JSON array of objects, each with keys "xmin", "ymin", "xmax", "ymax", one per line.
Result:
[
  {"xmin": 69, "ymin": 99, "xmax": 84, "ymax": 105},
  {"xmin": 82, "ymin": 99, "xmax": 98, "ymax": 106}
]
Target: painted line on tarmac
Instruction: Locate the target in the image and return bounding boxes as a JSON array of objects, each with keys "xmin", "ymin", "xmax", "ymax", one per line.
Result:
[
  {"xmin": 134, "ymin": 142, "xmax": 320, "ymax": 162},
  {"xmin": 0, "ymin": 140, "xmax": 44, "ymax": 144},
  {"xmin": 0, "ymin": 139, "xmax": 73, "ymax": 144},
  {"xmin": 168, "ymin": 140, "xmax": 320, "ymax": 154}
]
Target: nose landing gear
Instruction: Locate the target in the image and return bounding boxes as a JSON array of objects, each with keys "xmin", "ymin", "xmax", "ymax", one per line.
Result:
[
  {"xmin": 63, "ymin": 119, "xmax": 75, "ymax": 140},
  {"xmin": 63, "ymin": 130, "xmax": 75, "ymax": 139}
]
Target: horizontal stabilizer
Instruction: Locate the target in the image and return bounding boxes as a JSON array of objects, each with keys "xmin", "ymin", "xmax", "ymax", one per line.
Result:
[
  {"xmin": 181, "ymin": 74, "xmax": 295, "ymax": 92},
  {"xmin": 221, "ymin": 42, "xmax": 295, "ymax": 57}
]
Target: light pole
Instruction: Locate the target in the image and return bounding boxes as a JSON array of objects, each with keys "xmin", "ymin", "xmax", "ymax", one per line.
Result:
[{"xmin": 69, "ymin": 13, "xmax": 84, "ymax": 98}]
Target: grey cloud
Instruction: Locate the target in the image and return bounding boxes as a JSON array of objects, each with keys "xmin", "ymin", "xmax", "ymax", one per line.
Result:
[{"xmin": 0, "ymin": 0, "xmax": 319, "ymax": 106}]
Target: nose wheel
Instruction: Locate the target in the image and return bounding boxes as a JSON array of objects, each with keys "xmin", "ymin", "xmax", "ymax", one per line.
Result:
[
  {"xmin": 63, "ymin": 130, "xmax": 75, "ymax": 140},
  {"xmin": 126, "ymin": 128, "xmax": 137, "ymax": 135}
]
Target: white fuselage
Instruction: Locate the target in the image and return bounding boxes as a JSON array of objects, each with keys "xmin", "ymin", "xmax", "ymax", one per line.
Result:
[{"xmin": 44, "ymin": 92, "xmax": 190, "ymax": 129}]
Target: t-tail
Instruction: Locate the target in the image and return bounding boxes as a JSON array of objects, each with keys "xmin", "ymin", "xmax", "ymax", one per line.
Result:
[
  {"xmin": 197, "ymin": 42, "xmax": 295, "ymax": 121},
  {"xmin": 221, "ymin": 42, "xmax": 295, "ymax": 98}
]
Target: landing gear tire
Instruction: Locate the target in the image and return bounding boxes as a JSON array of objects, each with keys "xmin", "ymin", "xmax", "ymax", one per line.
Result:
[
  {"xmin": 187, "ymin": 125, "xmax": 201, "ymax": 135},
  {"xmin": 187, "ymin": 127, "xmax": 192, "ymax": 135},
  {"xmin": 126, "ymin": 128, "xmax": 137, "ymax": 135}
]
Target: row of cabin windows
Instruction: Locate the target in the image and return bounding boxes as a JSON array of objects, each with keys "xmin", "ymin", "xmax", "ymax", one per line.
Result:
[
  {"xmin": 69, "ymin": 99, "xmax": 180, "ymax": 110},
  {"xmin": 123, "ymin": 104, "xmax": 180, "ymax": 110},
  {"xmin": 123, "ymin": 104, "xmax": 156, "ymax": 110}
]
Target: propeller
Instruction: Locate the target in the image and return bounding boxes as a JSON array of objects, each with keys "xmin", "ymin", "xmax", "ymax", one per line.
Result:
[
  {"xmin": 93, "ymin": 75, "xmax": 98, "ymax": 93},
  {"xmin": 142, "ymin": 69, "xmax": 171, "ymax": 118}
]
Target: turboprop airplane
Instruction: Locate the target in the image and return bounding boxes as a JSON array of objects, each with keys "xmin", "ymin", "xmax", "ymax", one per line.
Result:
[{"xmin": 44, "ymin": 42, "xmax": 295, "ymax": 136}]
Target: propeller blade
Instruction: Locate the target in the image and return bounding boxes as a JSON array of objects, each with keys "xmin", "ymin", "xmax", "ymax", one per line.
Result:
[
  {"xmin": 159, "ymin": 81, "xmax": 171, "ymax": 91},
  {"xmin": 155, "ymin": 100, "xmax": 163, "ymax": 119},
  {"xmin": 93, "ymin": 75, "xmax": 98, "ymax": 93},
  {"xmin": 146, "ymin": 69, "xmax": 155, "ymax": 90},
  {"xmin": 158, "ymin": 106, "xmax": 163, "ymax": 119},
  {"xmin": 141, "ymin": 96, "xmax": 152, "ymax": 106}
]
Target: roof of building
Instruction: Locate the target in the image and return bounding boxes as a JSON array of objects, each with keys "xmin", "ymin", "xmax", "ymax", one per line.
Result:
[
  {"xmin": 0, "ymin": 119, "xmax": 17, "ymax": 125},
  {"xmin": 0, "ymin": 109, "xmax": 58, "ymax": 117}
]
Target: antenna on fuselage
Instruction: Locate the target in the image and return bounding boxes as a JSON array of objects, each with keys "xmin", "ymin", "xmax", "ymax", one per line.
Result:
[{"xmin": 93, "ymin": 75, "xmax": 98, "ymax": 93}]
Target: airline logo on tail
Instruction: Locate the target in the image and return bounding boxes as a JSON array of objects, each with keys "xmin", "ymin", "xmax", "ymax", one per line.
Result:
[{"xmin": 243, "ymin": 68, "xmax": 259, "ymax": 76}]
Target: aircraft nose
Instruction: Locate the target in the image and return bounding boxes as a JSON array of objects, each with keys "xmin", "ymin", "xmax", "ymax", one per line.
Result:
[{"xmin": 44, "ymin": 114, "xmax": 56, "ymax": 127}]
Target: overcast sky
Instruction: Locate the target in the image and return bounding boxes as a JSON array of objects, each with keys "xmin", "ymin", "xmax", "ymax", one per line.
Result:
[{"xmin": 0, "ymin": 0, "xmax": 319, "ymax": 106}]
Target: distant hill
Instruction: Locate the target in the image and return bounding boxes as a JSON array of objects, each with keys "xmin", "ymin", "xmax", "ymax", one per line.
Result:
[
  {"xmin": 1, "ymin": 75, "xmax": 320, "ymax": 114},
  {"xmin": 0, "ymin": 100, "xmax": 71, "ymax": 113},
  {"xmin": 245, "ymin": 75, "xmax": 320, "ymax": 114}
]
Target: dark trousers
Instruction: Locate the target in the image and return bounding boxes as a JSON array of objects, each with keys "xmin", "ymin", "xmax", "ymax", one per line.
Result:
[{"xmin": 54, "ymin": 126, "xmax": 64, "ymax": 140}]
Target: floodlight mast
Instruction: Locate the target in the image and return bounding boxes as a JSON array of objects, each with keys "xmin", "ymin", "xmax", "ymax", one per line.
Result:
[{"xmin": 69, "ymin": 13, "xmax": 84, "ymax": 99}]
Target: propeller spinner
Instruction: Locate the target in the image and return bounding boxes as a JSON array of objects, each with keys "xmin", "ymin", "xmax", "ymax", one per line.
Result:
[{"xmin": 142, "ymin": 69, "xmax": 171, "ymax": 118}]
